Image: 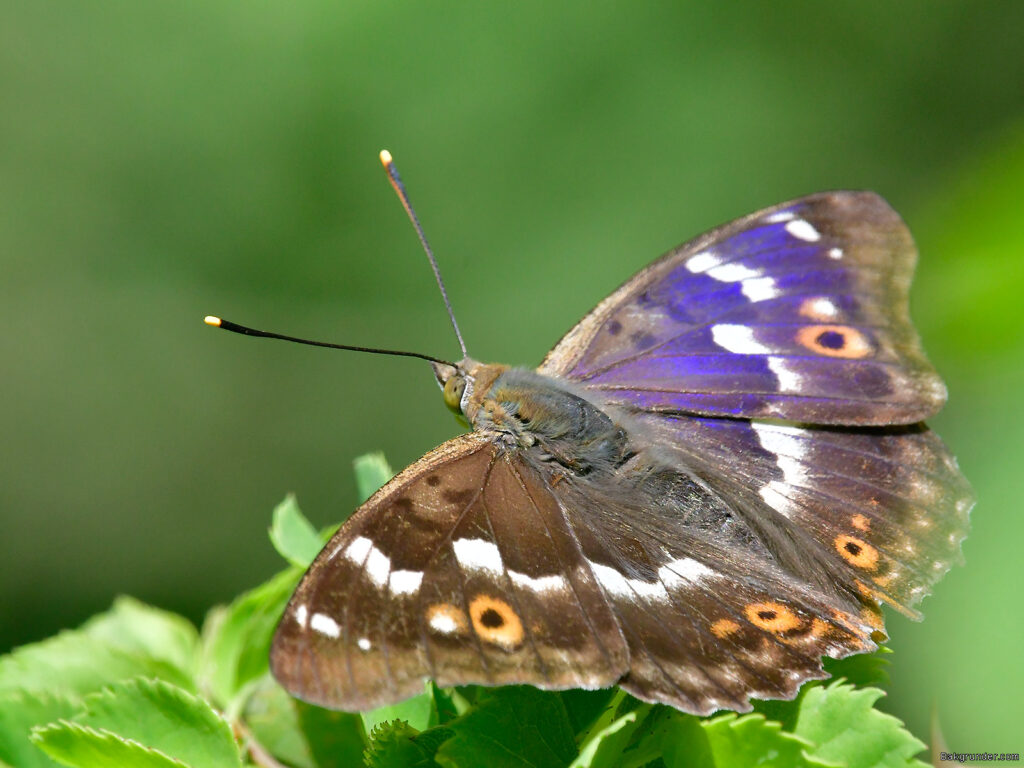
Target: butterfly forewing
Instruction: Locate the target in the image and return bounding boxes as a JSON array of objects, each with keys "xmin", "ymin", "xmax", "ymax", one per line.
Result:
[
  {"xmin": 270, "ymin": 433, "xmax": 628, "ymax": 711},
  {"xmin": 541, "ymin": 192, "xmax": 945, "ymax": 426}
]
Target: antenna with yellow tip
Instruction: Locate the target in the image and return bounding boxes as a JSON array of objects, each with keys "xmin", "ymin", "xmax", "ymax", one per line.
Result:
[
  {"xmin": 379, "ymin": 149, "xmax": 467, "ymax": 358},
  {"xmin": 203, "ymin": 315, "xmax": 455, "ymax": 366},
  {"xmin": 203, "ymin": 150, "xmax": 465, "ymax": 367}
]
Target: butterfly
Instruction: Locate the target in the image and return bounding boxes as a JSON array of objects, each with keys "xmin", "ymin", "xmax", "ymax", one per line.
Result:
[{"xmin": 212, "ymin": 166, "xmax": 971, "ymax": 716}]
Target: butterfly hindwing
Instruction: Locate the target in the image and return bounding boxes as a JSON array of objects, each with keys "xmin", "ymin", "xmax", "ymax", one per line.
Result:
[
  {"xmin": 546, "ymin": 463, "xmax": 878, "ymax": 714},
  {"xmin": 628, "ymin": 413, "xmax": 972, "ymax": 620},
  {"xmin": 270, "ymin": 433, "xmax": 628, "ymax": 711},
  {"xmin": 541, "ymin": 192, "xmax": 945, "ymax": 425}
]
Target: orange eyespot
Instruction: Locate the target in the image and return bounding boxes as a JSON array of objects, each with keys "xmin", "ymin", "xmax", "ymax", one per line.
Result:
[
  {"xmin": 795, "ymin": 324, "xmax": 872, "ymax": 359},
  {"xmin": 443, "ymin": 375, "xmax": 466, "ymax": 414},
  {"xmin": 469, "ymin": 595, "xmax": 524, "ymax": 650},
  {"xmin": 835, "ymin": 535, "xmax": 879, "ymax": 570},
  {"xmin": 745, "ymin": 601, "xmax": 802, "ymax": 632}
]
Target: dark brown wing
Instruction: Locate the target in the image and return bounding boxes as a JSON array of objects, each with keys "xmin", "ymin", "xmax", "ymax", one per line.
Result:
[
  {"xmin": 548, "ymin": 463, "xmax": 883, "ymax": 715},
  {"xmin": 270, "ymin": 432, "xmax": 628, "ymax": 711}
]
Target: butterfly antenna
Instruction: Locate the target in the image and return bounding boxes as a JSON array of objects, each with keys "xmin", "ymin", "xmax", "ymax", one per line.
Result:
[
  {"xmin": 379, "ymin": 149, "xmax": 468, "ymax": 358},
  {"xmin": 203, "ymin": 316, "xmax": 456, "ymax": 367}
]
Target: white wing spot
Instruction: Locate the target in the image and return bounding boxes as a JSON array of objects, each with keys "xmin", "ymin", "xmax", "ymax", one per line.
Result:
[
  {"xmin": 453, "ymin": 538, "xmax": 503, "ymax": 576},
  {"xmin": 766, "ymin": 210, "xmax": 796, "ymax": 223},
  {"xmin": 767, "ymin": 356, "xmax": 803, "ymax": 392},
  {"xmin": 310, "ymin": 612, "xmax": 340, "ymax": 639},
  {"xmin": 388, "ymin": 569, "xmax": 424, "ymax": 596},
  {"xmin": 828, "ymin": 247, "xmax": 843, "ymax": 260},
  {"xmin": 509, "ymin": 570, "xmax": 566, "ymax": 593},
  {"xmin": 700, "ymin": 260, "xmax": 780, "ymax": 303},
  {"xmin": 786, "ymin": 219, "xmax": 821, "ymax": 242},
  {"xmin": 711, "ymin": 324, "xmax": 772, "ymax": 354},
  {"xmin": 294, "ymin": 603, "xmax": 308, "ymax": 627},
  {"xmin": 686, "ymin": 250, "xmax": 722, "ymax": 273},
  {"xmin": 659, "ymin": 557, "xmax": 714, "ymax": 587},
  {"xmin": 758, "ymin": 480, "xmax": 798, "ymax": 518},
  {"xmin": 357, "ymin": 637, "xmax": 371, "ymax": 651},
  {"xmin": 344, "ymin": 536, "xmax": 373, "ymax": 564},
  {"xmin": 752, "ymin": 422, "xmax": 810, "ymax": 488},
  {"xmin": 741, "ymin": 276, "xmax": 780, "ymax": 302},
  {"xmin": 706, "ymin": 263, "xmax": 760, "ymax": 282},
  {"xmin": 589, "ymin": 560, "xmax": 667, "ymax": 601},
  {"xmin": 588, "ymin": 560, "xmax": 631, "ymax": 598},
  {"xmin": 804, "ymin": 297, "xmax": 839, "ymax": 319},
  {"xmin": 429, "ymin": 612, "xmax": 459, "ymax": 635},
  {"xmin": 364, "ymin": 544, "xmax": 391, "ymax": 588}
]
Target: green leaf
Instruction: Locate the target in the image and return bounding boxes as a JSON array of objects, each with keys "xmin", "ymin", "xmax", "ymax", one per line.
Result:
[
  {"xmin": 638, "ymin": 710, "xmax": 711, "ymax": 768},
  {"xmin": 364, "ymin": 720, "xmax": 436, "ymax": 768},
  {"xmin": 429, "ymin": 685, "xmax": 459, "ymax": 726},
  {"xmin": 353, "ymin": 452, "xmax": 394, "ymax": 503},
  {"xmin": 198, "ymin": 567, "xmax": 301, "ymax": 708},
  {"xmin": 243, "ymin": 676, "xmax": 366, "ymax": 768},
  {"xmin": 560, "ymin": 688, "xmax": 620, "ymax": 736},
  {"xmin": 80, "ymin": 597, "xmax": 199, "ymax": 678},
  {"xmin": 362, "ymin": 686, "xmax": 435, "ymax": 734},
  {"xmin": 67, "ymin": 679, "xmax": 241, "ymax": 768},
  {"xmin": 794, "ymin": 681, "xmax": 927, "ymax": 768},
  {"xmin": 569, "ymin": 707, "xmax": 644, "ymax": 768},
  {"xmin": 296, "ymin": 701, "xmax": 368, "ymax": 768},
  {"xmin": 0, "ymin": 691, "xmax": 79, "ymax": 768},
  {"xmin": 31, "ymin": 722, "xmax": 188, "ymax": 768},
  {"xmin": 753, "ymin": 648, "xmax": 895, "ymax": 729},
  {"xmin": 268, "ymin": 494, "xmax": 323, "ymax": 568},
  {"xmin": 434, "ymin": 687, "xmax": 577, "ymax": 768},
  {"xmin": 0, "ymin": 630, "xmax": 192, "ymax": 700},
  {"xmin": 241, "ymin": 679, "xmax": 315, "ymax": 768},
  {"xmin": 663, "ymin": 711, "xmax": 826, "ymax": 768}
]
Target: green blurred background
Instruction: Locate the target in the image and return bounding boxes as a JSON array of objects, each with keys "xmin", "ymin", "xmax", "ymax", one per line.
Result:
[{"xmin": 3, "ymin": 0, "xmax": 1021, "ymax": 751}]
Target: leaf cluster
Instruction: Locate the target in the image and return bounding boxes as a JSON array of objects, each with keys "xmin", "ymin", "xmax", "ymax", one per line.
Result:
[{"xmin": 0, "ymin": 453, "xmax": 929, "ymax": 767}]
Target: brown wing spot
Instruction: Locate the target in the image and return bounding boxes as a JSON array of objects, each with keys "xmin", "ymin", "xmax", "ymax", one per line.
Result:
[
  {"xmin": 393, "ymin": 497, "xmax": 414, "ymax": 513},
  {"xmin": 745, "ymin": 601, "xmax": 802, "ymax": 632},
  {"xmin": 469, "ymin": 594, "xmax": 523, "ymax": 650},
  {"xmin": 426, "ymin": 475, "xmax": 441, "ymax": 487},
  {"xmin": 851, "ymin": 514, "xmax": 870, "ymax": 532},
  {"xmin": 442, "ymin": 488, "xmax": 476, "ymax": 505},
  {"xmin": 606, "ymin": 319, "xmax": 622, "ymax": 336},
  {"xmin": 710, "ymin": 618, "xmax": 741, "ymax": 638},
  {"xmin": 836, "ymin": 535, "xmax": 879, "ymax": 570},
  {"xmin": 630, "ymin": 331, "xmax": 658, "ymax": 351},
  {"xmin": 426, "ymin": 603, "xmax": 468, "ymax": 636},
  {"xmin": 795, "ymin": 324, "xmax": 872, "ymax": 359}
]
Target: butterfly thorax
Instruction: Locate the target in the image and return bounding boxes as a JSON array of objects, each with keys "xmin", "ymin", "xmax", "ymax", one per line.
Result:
[{"xmin": 434, "ymin": 359, "xmax": 631, "ymax": 475}]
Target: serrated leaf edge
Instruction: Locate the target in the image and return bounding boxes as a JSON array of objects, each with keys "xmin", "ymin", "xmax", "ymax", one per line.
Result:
[{"xmin": 30, "ymin": 720, "xmax": 192, "ymax": 768}]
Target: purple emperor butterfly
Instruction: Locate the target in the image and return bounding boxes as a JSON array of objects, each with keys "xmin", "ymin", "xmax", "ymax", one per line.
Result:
[{"xmin": 207, "ymin": 152, "xmax": 971, "ymax": 715}]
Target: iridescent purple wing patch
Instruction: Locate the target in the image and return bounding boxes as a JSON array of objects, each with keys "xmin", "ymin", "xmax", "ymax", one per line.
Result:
[{"xmin": 540, "ymin": 192, "xmax": 945, "ymax": 425}]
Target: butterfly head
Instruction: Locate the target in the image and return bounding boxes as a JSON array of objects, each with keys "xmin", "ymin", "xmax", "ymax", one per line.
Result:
[{"xmin": 432, "ymin": 358, "xmax": 508, "ymax": 425}]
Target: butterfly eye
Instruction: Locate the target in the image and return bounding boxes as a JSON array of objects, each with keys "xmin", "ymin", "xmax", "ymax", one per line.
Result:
[{"xmin": 443, "ymin": 376, "xmax": 467, "ymax": 414}]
